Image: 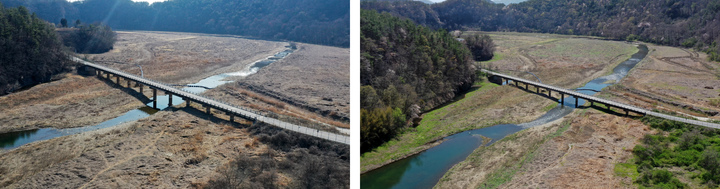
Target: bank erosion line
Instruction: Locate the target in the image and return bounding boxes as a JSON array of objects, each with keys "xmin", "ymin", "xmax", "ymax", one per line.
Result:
[
  {"xmin": 71, "ymin": 56, "xmax": 349, "ymax": 145},
  {"xmin": 482, "ymin": 69, "xmax": 720, "ymax": 130}
]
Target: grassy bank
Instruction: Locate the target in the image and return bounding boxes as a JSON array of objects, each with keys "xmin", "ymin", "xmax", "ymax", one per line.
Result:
[{"xmin": 361, "ymin": 76, "xmax": 557, "ymax": 173}]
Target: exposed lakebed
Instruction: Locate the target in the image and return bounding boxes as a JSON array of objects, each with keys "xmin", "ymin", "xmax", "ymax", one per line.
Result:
[
  {"xmin": 360, "ymin": 44, "xmax": 648, "ymax": 189},
  {"xmin": 0, "ymin": 45, "xmax": 295, "ymax": 151}
]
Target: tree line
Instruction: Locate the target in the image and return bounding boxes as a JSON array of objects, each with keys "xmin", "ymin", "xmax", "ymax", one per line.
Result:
[
  {"xmin": 361, "ymin": 9, "xmax": 478, "ymax": 153},
  {"xmin": 0, "ymin": 4, "xmax": 70, "ymax": 95},
  {"xmin": 58, "ymin": 23, "xmax": 117, "ymax": 54},
  {"xmin": 1, "ymin": 0, "xmax": 350, "ymax": 47},
  {"xmin": 362, "ymin": 0, "xmax": 720, "ymax": 61}
]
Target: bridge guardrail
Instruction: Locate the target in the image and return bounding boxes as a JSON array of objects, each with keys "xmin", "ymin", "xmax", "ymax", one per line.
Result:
[
  {"xmin": 481, "ymin": 69, "xmax": 720, "ymax": 130},
  {"xmin": 72, "ymin": 56, "xmax": 349, "ymax": 145}
]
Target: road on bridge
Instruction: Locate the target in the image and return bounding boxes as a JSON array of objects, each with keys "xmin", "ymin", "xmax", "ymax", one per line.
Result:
[
  {"xmin": 481, "ymin": 69, "xmax": 720, "ymax": 130},
  {"xmin": 72, "ymin": 56, "xmax": 350, "ymax": 145}
]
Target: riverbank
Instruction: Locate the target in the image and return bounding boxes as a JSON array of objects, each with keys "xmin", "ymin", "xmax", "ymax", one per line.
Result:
[
  {"xmin": 0, "ymin": 31, "xmax": 349, "ymax": 187},
  {"xmin": 360, "ymin": 32, "xmax": 639, "ymax": 173},
  {"xmin": 0, "ymin": 31, "xmax": 285, "ymax": 134},
  {"xmin": 436, "ymin": 41, "xmax": 719, "ymax": 188}
]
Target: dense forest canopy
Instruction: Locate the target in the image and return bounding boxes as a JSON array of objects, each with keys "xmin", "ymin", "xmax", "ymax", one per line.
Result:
[
  {"xmin": 59, "ymin": 24, "xmax": 117, "ymax": 54},
  {"xmin": 361, "ymin": 9, "xmax": 476, "ymax": 152},
  {"xmin": 0, "ymin": 3, "xmax": 70, "ymax": 95},
  {"xmin": 1, "ymin": 0, "xmax": 350, "ymax": 47},
  {"xmin": 362, "ymin": 0, "xmax": 720, "ymax": 61}
]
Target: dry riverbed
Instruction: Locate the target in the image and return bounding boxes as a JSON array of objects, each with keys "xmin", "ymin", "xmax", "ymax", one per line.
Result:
[
  {"xmin": 436, "ymin": 35, "xmax": 720, "ymax": 188},
  {"xmin": 361, "ymin": 32, "xmax": 638, "ymax": 173},
  {"xmin": 0, "ymin": 31, "xmax": 349, "ymax": 187}
]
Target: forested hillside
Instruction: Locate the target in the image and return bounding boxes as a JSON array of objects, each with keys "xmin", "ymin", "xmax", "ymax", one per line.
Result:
[
  {"xmin": 0, "ymin": 4, "xmax": 70, "ymax": 95},
  {"xmin": 362, "ymin": 0, "xmax": 720, "ymax": 61},
  {"xmin": 1, "ymin": 0, "xmax": 349, "ymax": 47},
  {"xmin": 361, "ymin": 9, "xmax": 475, "ymax": 152}
]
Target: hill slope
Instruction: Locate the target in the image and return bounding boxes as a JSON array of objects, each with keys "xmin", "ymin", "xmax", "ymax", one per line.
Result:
[
  {"xmin": 362, "ymin": 0, "xmax": 720, "ymax": 61},
  {"xmin": 2, "ymin": 0, "xmax": 349, "ymax": 47},
  {"xmin": 361, "ymin": 9, "xmax": 475, "ymax": 152}
]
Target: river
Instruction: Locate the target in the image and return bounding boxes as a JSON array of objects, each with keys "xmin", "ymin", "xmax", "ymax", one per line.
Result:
[
  {"xmin": 0, "ymin": 45, "xmax": 295, "ymax": 151},
  {"xmin": 360, "ymin": 44, "xmax": 648, "ymax": 189}
]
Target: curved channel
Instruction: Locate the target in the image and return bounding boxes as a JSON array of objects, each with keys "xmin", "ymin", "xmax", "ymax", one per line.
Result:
[
  {"xmin": 0, "ymin": 44, "xmax": 295, "ymax": 151},
  {"xmin": 360, "ymin": 44, "xmax": 648, "ymax": 189}
]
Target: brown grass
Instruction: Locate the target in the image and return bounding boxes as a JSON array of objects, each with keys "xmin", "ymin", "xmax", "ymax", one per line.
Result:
[{"xmin": 238, "ymin": 89, "xmax": 286, "ymax": 109}]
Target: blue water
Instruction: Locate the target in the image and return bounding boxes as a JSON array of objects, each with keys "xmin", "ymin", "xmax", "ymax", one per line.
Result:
[
  {"xmin": 360, "ymin": 44, "xmax": 648, "ymax": 189},
  {"xmin": 0, "ymin": 45, "xmax": 295, "ymax": 152},
  {"xmin": 360, "ymin": 124, "xmax": 523, "ymax": 189}
]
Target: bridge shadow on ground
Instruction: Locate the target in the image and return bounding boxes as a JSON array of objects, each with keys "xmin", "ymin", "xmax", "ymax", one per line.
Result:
[
  {"xmin": 96, "ymin": 75, "xmax": 152, "ymax": 104},
  {"xmin": 167, "ymin": 105, "xmax": 349, "ymax": 151},
  {"xmin": 92, "ymin": 74, "xmax": 349, "ymax": 145}
]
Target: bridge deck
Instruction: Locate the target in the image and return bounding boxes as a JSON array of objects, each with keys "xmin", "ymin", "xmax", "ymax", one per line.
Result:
[
  {"xmin": 481, "ymin": 69, "xmax": 720, "ymax": 130},
  {"xmin": 72, "ymin": 57, "xmax": 350, "ymax": 145}
]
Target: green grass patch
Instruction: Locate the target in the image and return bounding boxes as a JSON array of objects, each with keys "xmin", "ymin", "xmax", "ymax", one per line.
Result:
[
  {"xmin": 481, "ymin": 52, "xmax": 505, "ymax": 64},
  {"xmin": 615, "ymin": 162, "xmax": 640, "ymax": 182},
  {"xmin": 541, "ymin": 103, "xmax": 558, "ymax": 112},
  {"xmin": 361, "ymin": 81, "xmax": 503, "ymax": 172}
]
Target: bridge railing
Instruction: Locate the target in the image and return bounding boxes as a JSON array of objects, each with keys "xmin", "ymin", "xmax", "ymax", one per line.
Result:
[
  {"xmin": 482, "ymin": 69, "xmax": 720, "ymax": 130},
  {"xmin": 75, "ymin": 56, "xmax": 349, "ymax": 144}
]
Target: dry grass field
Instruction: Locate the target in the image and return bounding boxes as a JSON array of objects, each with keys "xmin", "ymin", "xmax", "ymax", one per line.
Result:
[
  {"xmin": 361, "ymin": 32, "xmax": 639, "ymax": 173},
  {"xmin": 435, "ymin": 34, "xmax": 720, "ymax": 188},
  {"xmin": 0, "ymin": 31, "xmax": 349, "ymax": 188},
  {"xmin": 237, "ymin": 43, "xmax": 350, "ymax": 123}
]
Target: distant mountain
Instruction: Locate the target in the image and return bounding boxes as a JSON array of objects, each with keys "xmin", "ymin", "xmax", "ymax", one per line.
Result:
[
  {"xmin": 363, "ymin": 0, "xmax": 720, "ymax": 61},
  {"xmin": 1, "ymin": 0, "xmax": 349, "ymax": 47}
]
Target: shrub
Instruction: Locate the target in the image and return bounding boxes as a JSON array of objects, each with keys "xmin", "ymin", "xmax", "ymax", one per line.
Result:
[{"xmin": 636, "ymin": 169, "xmax": 686, "ymax": 188}]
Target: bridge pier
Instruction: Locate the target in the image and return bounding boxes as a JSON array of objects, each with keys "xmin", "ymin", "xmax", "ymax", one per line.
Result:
[
  {"xmin": 152, "ymin": 88, "xmax": 157, "ymax": 109},
  {"xmin": 561, "ymin": 93, "xmax": 564, "ymax": 106},
  {"xmin": 139, "ymin": 84, "xmax": 143, "ymax": 94},
  {"xmin": 536, "ymin": 85, "xmax": 539, "ymax": 93},
  {"xmin": 116, "ymin": 75, "xmax": 120, "ymax": 84},
  {"xmin": 168, "ymin": 94, "xmax": 173, "ymax": 107},
  {"xmin": 206, "ymin": 105, "xmax": 211, "ymax": 115},
  {"xmin": 575, "ymin": 96, "xmax": 579, "ymax": 108},
  {"xmin": 127, "ymin": 80, "xmax": 131, "ymax": 88},
  {"xmin": 229, "ymin": 113, "xmax": 235, "ymax": 122}
]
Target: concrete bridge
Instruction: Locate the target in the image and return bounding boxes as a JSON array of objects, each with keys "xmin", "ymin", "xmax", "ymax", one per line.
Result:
[
  {"xmin": 72, "ymin": 57, "xmax": 350, "ymax": 145},
  {"xmin": 481, "ymin": 69, "xmax": 720, "ymax": 130}
]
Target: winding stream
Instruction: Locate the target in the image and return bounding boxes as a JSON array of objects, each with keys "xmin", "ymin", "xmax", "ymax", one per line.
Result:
[
  {"xmin": 360, "ymin": 44, "xmax": 648, "ymax": 189},
  {"xmin": 0, "ymin": 45, "xmax": 295, "ymax": 151}
]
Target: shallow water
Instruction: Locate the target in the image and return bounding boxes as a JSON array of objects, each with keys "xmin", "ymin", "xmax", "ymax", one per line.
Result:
[
  {"xmin": 0, "ymin": 45, "xmax": 295, "ymax": 151},
  {"xmin": 360, "ymin": 44, "xmax": 648, "ymax": 189}
]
